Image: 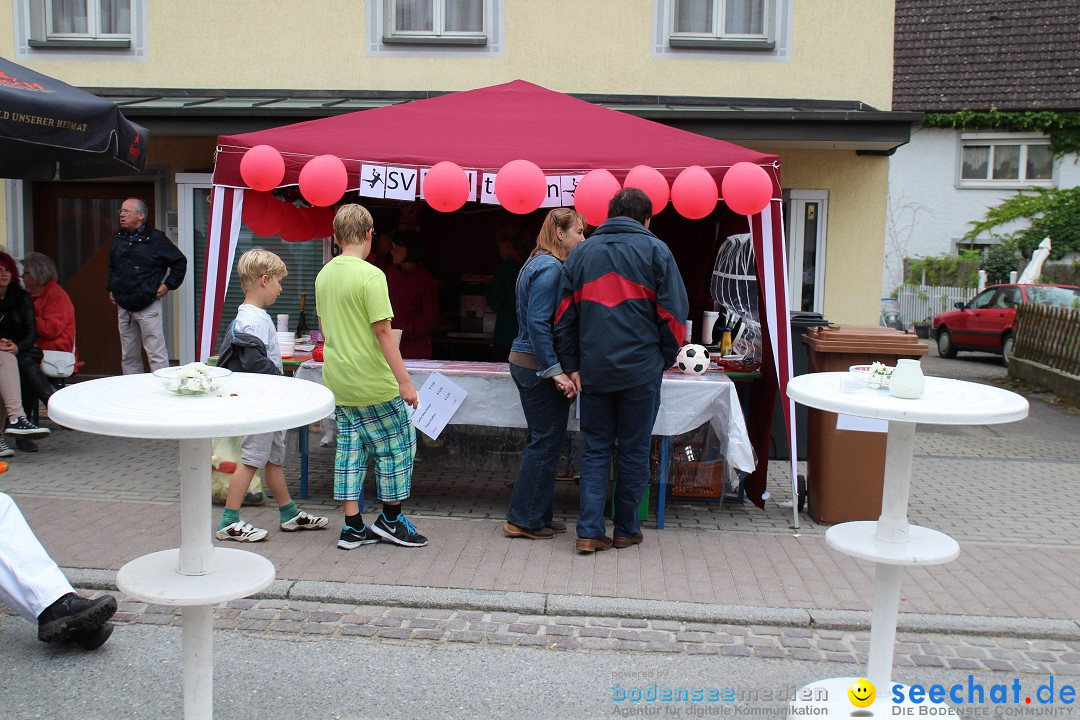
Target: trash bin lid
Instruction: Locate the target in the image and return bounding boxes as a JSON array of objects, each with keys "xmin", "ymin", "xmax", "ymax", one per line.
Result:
[
  {"xmin": 790, "ymin": 311, "xmax": 831, "ymax": 328},
  {"xmin": 803, "ymin": 325, "xmax": 928, "ymax": 356}
]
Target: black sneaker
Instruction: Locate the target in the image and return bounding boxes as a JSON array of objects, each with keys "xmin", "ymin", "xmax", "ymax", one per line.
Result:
[
  {"xmin": 337, "ymin": 524, "xmax": 380, "ymax": 550},
  {"xmin": 15, "ymin": 437, "xmax": 38, "ymax": 452},
  {"xmin": 73, "ymin": 622, "xmax": 114, "ymax": 650},
  {"xmin": 371, "ymin": 512, "xmax": 428, "ymax": 547},
  {"xmin": 6, "ymin": 417, "xmax": 49, "ymax": 437},
  {"xmin": 0, "ymin": 437, "xmax": 13, "ymax": 458},
  {"xmin": 38, "ymin": 593, "xmax": 117, "ymax": 643}
]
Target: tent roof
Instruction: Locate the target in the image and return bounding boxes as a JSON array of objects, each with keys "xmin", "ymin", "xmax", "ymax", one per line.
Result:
[{"xmin": 212, "ymin": 80, "xmax": 778, "ymax": 189}]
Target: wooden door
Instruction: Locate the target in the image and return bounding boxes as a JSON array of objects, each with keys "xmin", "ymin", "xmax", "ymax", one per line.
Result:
[{"xmin": 31, "ymin": 182, "xmax": 156, "ymax": 376}]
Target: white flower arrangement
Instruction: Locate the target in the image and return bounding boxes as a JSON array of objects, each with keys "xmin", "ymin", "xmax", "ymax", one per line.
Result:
[
  {"xmin": 866, "ymin": 361, "xmax": 894, "ymax": 389},
  {"xmin": 155, "ymin": 362, "xmax": 231, "ymax": 395}
]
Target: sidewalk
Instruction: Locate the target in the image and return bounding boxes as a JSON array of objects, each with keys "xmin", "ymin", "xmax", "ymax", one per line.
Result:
[{"xmin": 4, "ymin": 394, "xmax": 1079, "ymax": 628}]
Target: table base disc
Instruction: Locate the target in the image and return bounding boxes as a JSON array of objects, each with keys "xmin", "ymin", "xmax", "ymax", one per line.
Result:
[
  {"xmin": 117, "ymin": 548, "xmax": 275, "ymax": 606},
  {"xmin": 826, "ymin": 522, "xmax": 960, "ymax": 566},
  {"xmin": 789, "ymin": 677, "xmax": 957, "ymax": 717}
]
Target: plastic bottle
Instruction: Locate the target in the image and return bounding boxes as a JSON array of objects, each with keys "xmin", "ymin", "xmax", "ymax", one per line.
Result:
[
  {"xmin": 719, "ymin": 327, "xmax": 733, "ymax": 356},
  {"xmin": 684, "ymin": 320, "xmax": 694, "ymax": 345}
]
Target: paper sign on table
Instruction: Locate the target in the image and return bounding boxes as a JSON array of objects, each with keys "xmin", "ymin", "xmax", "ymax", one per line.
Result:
[
  {"xmin": 409, "ymin": 371, "xmax": 467, "ymax": 440},
  {"xmin": 836, "ymin": 413, "xmax": 888, "ymax": 433}
]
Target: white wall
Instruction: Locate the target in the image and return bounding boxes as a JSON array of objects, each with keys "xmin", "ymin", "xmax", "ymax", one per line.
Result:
[{"xmin": 883, "ymin": 126, "xmax": 1080, "ymax": 294}]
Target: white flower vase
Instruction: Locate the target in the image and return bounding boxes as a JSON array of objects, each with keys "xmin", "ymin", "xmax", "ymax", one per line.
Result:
[{"xmin": 888, "ymin": 358, "xmax": 925, "ymax": 399}]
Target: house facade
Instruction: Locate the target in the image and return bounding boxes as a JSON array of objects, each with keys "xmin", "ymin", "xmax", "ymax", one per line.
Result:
[
  {"xmin": 885, "ymin": 0, "xmax": 1080, "ymax": 297},
  {"xmin": 2, "ymin": 0, "xmax": 912, "ymax": 373}
]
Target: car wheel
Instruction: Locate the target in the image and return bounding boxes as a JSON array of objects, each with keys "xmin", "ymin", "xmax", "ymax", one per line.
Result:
[
  {"xmin": 1002, "ymin": 333, "xmax": 1014, "ymax": 368},
  {"xmin": 936, "ymin": 328, "xmax": 957, "ymax": 358}
]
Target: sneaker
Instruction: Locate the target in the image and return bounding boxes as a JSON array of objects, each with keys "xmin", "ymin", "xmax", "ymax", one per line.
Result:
[
  {"xmin": 0, "ymin": 438, "xmax": 13, "ymax": 458},
  {"xmin": 337, "ymin": 524, "xmax": 380, "ymax": 550},
  {"xmin": 215, "ymin": 521, "xmax": 268, "ymax": 543},
  {"xmin": 38, "ymin": 593, "xmax": 117, "ymax": 643},
  {"xmin": 15, "ymin": 437, "xmax": 38, "ymax": 452},
  {"xmin": 280, "ymin": 510, "xmax": 329, "ymax": 532},
  {"xmin": 73, "ymin": 623, "xmax": 114, "ymax": 650},
  {"xmin": 6, "ymin": 417, "xmax": 49, "ymax": 437},
  {"xmin": 371, "ymin": 512, "xmax": 428, "ymax": 547}
]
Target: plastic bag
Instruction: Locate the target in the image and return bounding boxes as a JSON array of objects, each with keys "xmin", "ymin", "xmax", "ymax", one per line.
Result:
[{"xmin": 210, "ymin": 436, "xmax": 265, "ymax": 505}]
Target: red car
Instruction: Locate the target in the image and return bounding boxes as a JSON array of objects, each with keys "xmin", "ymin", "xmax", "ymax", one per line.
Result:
[{"xmin": 933, "ymin": 283, "xmax": 1080, "ymax": 366}]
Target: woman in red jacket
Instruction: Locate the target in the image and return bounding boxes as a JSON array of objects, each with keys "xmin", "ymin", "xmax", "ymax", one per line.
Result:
[{"xmin": 385, "ymin": 230, "xmax": 439, "ymax": 359}]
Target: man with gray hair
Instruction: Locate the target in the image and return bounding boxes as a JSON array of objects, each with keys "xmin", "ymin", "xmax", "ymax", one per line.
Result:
[{"xmin": 106, "ymin": 198, "xmax": 187, "ymax": 374}]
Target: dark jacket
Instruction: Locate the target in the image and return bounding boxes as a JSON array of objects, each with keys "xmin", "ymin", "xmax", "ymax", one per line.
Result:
[
  {"xmin": 0, "ymin": 285, "xmax": 40, "ymax": 358},
  {"xmin": 216, "ymin": 325, "xmax": 282, "ymax": 377},
  {"xmin": 107, "ymin": 224, "xmax": 187, "ymax": 312},
  {"xmin": 553, "ymin": 217, "xmax": 688, "ymax": 393}
]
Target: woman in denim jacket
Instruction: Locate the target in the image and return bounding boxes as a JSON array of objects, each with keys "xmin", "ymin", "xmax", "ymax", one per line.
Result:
[{"xmin": 503, "ymin": 209, "xmax": 586, "ymax": 539}]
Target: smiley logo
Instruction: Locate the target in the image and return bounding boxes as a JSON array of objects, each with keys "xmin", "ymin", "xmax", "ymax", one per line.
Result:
[{"xmin": 848, "ymin": 678, "xmax": 876, "ymax": 708}]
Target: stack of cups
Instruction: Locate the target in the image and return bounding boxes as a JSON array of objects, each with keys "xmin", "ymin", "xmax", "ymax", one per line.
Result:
[
  {"xmin": 276, "ymin": 314, "xmax": 290, "ymax": 333},
  {"xmin": 277, "ymin": 331, "xmax": 295, "ymax": 357}
]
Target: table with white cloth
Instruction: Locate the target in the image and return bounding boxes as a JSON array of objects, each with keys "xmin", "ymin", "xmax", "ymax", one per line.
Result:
[
  {"xmin": 293, "ymin": 359, "xmax": 756, "ymax": 528},
  {"xmin": 49, "ymin": 373, "xmax": 335, "ymax": 720},
  {"xmin": 784, "ymin": 372, "xmax": 1027, "ymax": 716}
]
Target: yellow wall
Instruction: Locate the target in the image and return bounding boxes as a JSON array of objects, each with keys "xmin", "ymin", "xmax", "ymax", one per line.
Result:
[
  {"xmin": 769, "ymin": 148, "xmax": 890, "ymax": 325},
  {"xmin": 8, "ymin": 0, "xmax": 895, "ymax": 109}
]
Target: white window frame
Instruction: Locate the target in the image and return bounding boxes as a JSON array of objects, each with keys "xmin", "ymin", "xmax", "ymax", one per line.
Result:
[
  {"xmin": 783, "ymin": 189, "xmax": 829, "ymax": 315},
  {"xmin": 368, "ymin": 0, "xmax": 502, "ymax": 56},
  {"xmin": 383, "ymin": 0, "xmax": 488, "ymax": 46},
  {"xmin": 957, "ymin": 132, "xmax": 1054, "ymax": 189},
  {"xmin": 668, "ymin": 0, "xmax": 775, "ymax": 50},
  {"xmin": 41, "ymin": 0, "xmax": 131, "ymax": 44},
  {"xmin": 16, "ymin": 0, "xmax": 147, "ymax": 59}
]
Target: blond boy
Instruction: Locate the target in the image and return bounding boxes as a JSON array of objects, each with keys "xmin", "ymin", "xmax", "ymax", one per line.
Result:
[{"xmin": 214, "ymin": 248, "xmax": 328, "ymax": 542}]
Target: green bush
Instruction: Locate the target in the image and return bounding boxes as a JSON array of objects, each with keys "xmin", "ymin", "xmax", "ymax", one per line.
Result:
[
  {"xmin": 903, "ymin": 252, "xmax": 980, "ymax": 287},
  {"xmin": 981, "ymin": 242, "xmax": 1022, "ymax": 285}
]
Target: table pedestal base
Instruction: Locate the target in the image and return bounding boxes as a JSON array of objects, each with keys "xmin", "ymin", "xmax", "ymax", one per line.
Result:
[{"xmin": 788, "ymin": 677, "xmax": 957, "ymax": 717}]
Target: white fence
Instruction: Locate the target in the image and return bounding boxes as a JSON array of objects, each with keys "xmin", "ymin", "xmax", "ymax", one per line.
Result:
[{"xmin": 896, "ymin": 285, "xmax": 976, "ymax": 326}]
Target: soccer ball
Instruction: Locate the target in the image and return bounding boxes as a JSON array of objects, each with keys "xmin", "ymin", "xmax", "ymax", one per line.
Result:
[{"xmin": 676, "ymin": 344, "xmax": 711, "ymax": 375}]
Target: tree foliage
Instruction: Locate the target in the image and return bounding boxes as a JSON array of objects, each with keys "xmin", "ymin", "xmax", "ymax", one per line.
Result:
[{"xmin": 963, "ymin": 187, "xmax": 1080, "ymax": 259}]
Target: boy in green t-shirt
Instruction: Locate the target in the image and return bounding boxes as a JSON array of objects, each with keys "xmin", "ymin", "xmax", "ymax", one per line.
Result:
[{"xmin": 315, "ymin": 204, "xmax": 426, "ymax": 549}]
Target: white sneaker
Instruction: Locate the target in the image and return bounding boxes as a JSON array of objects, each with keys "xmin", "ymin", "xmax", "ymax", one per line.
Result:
[
  {"xmin": 215, "ymin": 521, "xmax": 268, "ymax": 542},
  {"xmin": 280, "ymin": 510, "xmax": 329, "ymax": 532}
]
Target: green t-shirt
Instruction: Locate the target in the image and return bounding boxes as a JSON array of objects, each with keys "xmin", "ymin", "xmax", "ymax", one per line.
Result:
[{"xmin": 315, "ymin": 255, "xmax": 399, "ymax": 407}]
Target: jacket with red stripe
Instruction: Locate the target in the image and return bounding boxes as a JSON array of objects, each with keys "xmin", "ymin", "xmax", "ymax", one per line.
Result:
[{"xmin": 554, "ymin": 217, "xmax": 688, "ymax": 393}]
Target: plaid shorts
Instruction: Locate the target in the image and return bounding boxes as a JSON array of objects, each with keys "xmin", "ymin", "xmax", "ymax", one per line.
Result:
[{"xmin": 333, "ymin": 398, "xmax": 416, "ymax": 503}]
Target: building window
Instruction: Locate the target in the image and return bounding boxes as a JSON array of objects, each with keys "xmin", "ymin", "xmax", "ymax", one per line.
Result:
[
  {"xmin": 17, "ymin": 0, "xmax": 146, "ymax": 58},
  {"xmin": 959, "ymin": 133, "xmax": 1053, "ymax": 187},
  {"xmin": 668, "ymin": 0, "xmax": 775, "ymax": 49},
  {"xmin": 383, "ymin": 0, "xmax": 487, "ymax": 45}
]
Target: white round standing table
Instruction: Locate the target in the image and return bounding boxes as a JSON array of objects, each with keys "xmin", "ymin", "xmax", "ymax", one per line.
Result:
[
  {"xmin": 785, "ymin": 373, "xmax": 1027, "ymax": 716},
  {"xmin": 49, "ymin": 372, "xmax": 335, "ymax": 720}
]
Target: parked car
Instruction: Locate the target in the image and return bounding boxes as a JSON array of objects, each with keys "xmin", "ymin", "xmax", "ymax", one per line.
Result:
[{"xmin": 933, "ymin": 284, "xmax": 1080, "ymax": 366}]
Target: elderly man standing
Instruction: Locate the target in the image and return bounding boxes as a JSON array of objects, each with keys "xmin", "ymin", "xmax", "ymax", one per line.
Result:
[
  {"xmin": 554, "ymin": 188, "xmax": 689, "ymax": 554},
  {"xmin": 107, "ymin": 198, "xmax": 187, "ymax": 374}
]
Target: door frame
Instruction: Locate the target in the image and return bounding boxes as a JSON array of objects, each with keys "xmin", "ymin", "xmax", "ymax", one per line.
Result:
[
  {"xmin": 177, "ymin": 173, "xmax": 213, "ymax": 364},
  {"xmin": 783, "ymin": 189, "xmax": 829, "ymax": 314}
]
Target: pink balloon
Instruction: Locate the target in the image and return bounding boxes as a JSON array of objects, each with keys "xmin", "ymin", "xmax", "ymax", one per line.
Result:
[
  {"xmin": 721, "ymin": 162, "xmax": 773, "ymax": 216},
  {"xmin": 299, "ymin": 155, "xmax": 348, "ymax": 207},
  {"xmin": 248, "ymin": 198, "xmax": 284, "ymax": 237},
  {"xmin": 241, "ymin": 190, "xmax": 270, "ymax": 227},
  {"xmin": 622, "ymin": 165, "xmax": 670, "ymax": 215},
  {"xmin": 239, "ymin": 145, "xmax": 285, "ymax": 192},
  {"xmin": 277, "ymin": 203, "xmax": 308, "ymax": 241},
  {"xmin": 423, "ymin": 161, "xmax": 471, "ymax": 213},
  {"xmin": 495, "ymin": 160, "xmax": 546, "ymax": 215},
  {"xmin": 671, "ymin": 166, "xmax": 718, "ymax": 220},
  {"xmin": 312, "ymin": 205, "xmax": 336, "ymax": 238},
  {"xmin": 574, "ymin": 169, "xmax": 621, "ymax": 226}
]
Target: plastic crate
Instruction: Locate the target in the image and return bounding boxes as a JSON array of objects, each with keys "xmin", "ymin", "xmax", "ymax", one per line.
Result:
[{"xmin": 671, "ymin": 458, "xmax": 726, "ymax": 498}]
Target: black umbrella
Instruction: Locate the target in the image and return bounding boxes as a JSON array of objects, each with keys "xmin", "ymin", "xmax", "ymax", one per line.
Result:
[{"xmin": 0, "ymin": 57, "xmax": 148, "ymax": 180}]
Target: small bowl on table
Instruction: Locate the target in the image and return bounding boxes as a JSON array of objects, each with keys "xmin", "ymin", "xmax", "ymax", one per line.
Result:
[{"xmin": 153, "ymin": 365, "xmax": 232, "ymax": 395}]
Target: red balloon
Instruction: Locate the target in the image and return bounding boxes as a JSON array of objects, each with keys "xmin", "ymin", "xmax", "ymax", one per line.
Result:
[
  {"xmin": 721, "ymin": 162, "xmax": 773, "ymax": 216},
  {"xmin": 277, "ymin": 203, "xmax": 309, "ymax": 241},
  {"xmin": 247, "ymin": 198, "xmax": 284, "ymax": 237},
  {"xmin": 423, "ymin": 161, "xmax": 471, "ymax": 213},
  {"xmin": 312, "ymin": 206, "xmax": 336, "ymax": 238},
  {"xmin": 299, "ymin": 155, "xmax": 348, "ymax": 207},
  {"xmin": 241, "ymin": 190, "xmax": 270, "ymax": 227},
  {"xmin": 671, "ymin": 166, "xmax": 718, "ymax": 220},
  {"xmin": 574, "ymin": 169, "xmax": 621, "ymax": 226},
  {"xmin": 239, "ymin": 145, "xmax": 285, "ymax": 192},
  {"xmin": 622, "ymin": 165, "xmax": 670, "ymax": 215},
  {"xmin": 495, "ymin": 160, "xmax": 546, "ymax": 215}
]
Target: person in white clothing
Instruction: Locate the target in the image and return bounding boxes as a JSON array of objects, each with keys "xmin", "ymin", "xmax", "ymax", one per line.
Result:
[{"xmin": 0, "ymin": 492, "xmax": 117, "ymax": 648}]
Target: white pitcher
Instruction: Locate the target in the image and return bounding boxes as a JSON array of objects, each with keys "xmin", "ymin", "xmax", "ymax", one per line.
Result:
[{"xmin": 889, "ymin": 358, "xmax": 925, "ymax": 399}]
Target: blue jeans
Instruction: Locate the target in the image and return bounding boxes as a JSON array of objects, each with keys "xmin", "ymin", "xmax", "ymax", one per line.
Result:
[
  {"xmin": 577, "ymin": 376, "xmax": 662, "ymax": 540},
  {"xmin": 505, "ymin": 363, "xmax": 572, "ymax": 530}
]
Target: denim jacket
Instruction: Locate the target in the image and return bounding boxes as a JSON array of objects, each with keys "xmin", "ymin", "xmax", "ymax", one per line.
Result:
[{"xmin": 509, "ymin": 253, "xmax": 564, "ymax": 378}]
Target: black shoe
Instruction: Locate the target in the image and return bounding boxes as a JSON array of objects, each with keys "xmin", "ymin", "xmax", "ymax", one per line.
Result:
[
  {"xmin": 546, "ymin": 520, "xmax": 568, "ymax": 535},
  {"xmin": 15, "ymin": 437, "xmax": 38, "ymax": 452},
  {"xmin": 38, "ymin": 593, "xmax": 117, "ymax": 643},
  {"xmin": 0, "ymin": 437, "xmax": 13, "ymax": 458},
  {"xmin": 73, "ymin": 622, "xmax": 114, "ymax": 650},
  {"xmin": 337, "ymin": 524, "xmax": 380, "ymax": 550},
  {"xmin": 371, "ymin": 512, "xmax": 428, "ymax": 547},
  {"xmin": 6, "ymin": 417, "xmax": 50, "ymax": 438}
]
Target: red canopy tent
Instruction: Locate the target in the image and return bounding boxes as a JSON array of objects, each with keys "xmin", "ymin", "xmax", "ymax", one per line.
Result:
[{"xmin": 205, "ymin": 80, "xmax": 798, "ymax": 521}]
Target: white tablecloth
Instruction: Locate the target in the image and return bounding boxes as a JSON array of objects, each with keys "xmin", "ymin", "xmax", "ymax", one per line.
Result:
[{"xmin": 294, "ymin": 359, "xmax": 756, "ymax": 473}]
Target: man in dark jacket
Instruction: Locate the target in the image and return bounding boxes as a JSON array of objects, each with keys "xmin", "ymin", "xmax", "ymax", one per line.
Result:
[
  {"xmin": 554, "ymin": 188, "xmax": 689, "ymax": 553},
  {"xmin": 107, "ymin": 198, "xmax": 187, "ymax": 374}
]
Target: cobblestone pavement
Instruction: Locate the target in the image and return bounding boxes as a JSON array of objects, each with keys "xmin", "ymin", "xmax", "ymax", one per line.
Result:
[{"xmin": 15, "ymin": 593, "xmax": 1074, "ymax": 680}]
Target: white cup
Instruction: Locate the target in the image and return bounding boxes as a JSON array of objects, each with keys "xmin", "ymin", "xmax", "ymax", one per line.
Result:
[
  {"xmin": 276, "ymin": 331, "xmax": 295, "ymax": 344},
  {"xmin": 278, "ymin": 341, "xmax": 295, "ymax": 357},
  {"xmin": 702, "ymin": 311, "xmax": 720, "ymax": 345},
  {"xmin": 276, "ymin": 314, "xmax": 290, "ymax": 332}
]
